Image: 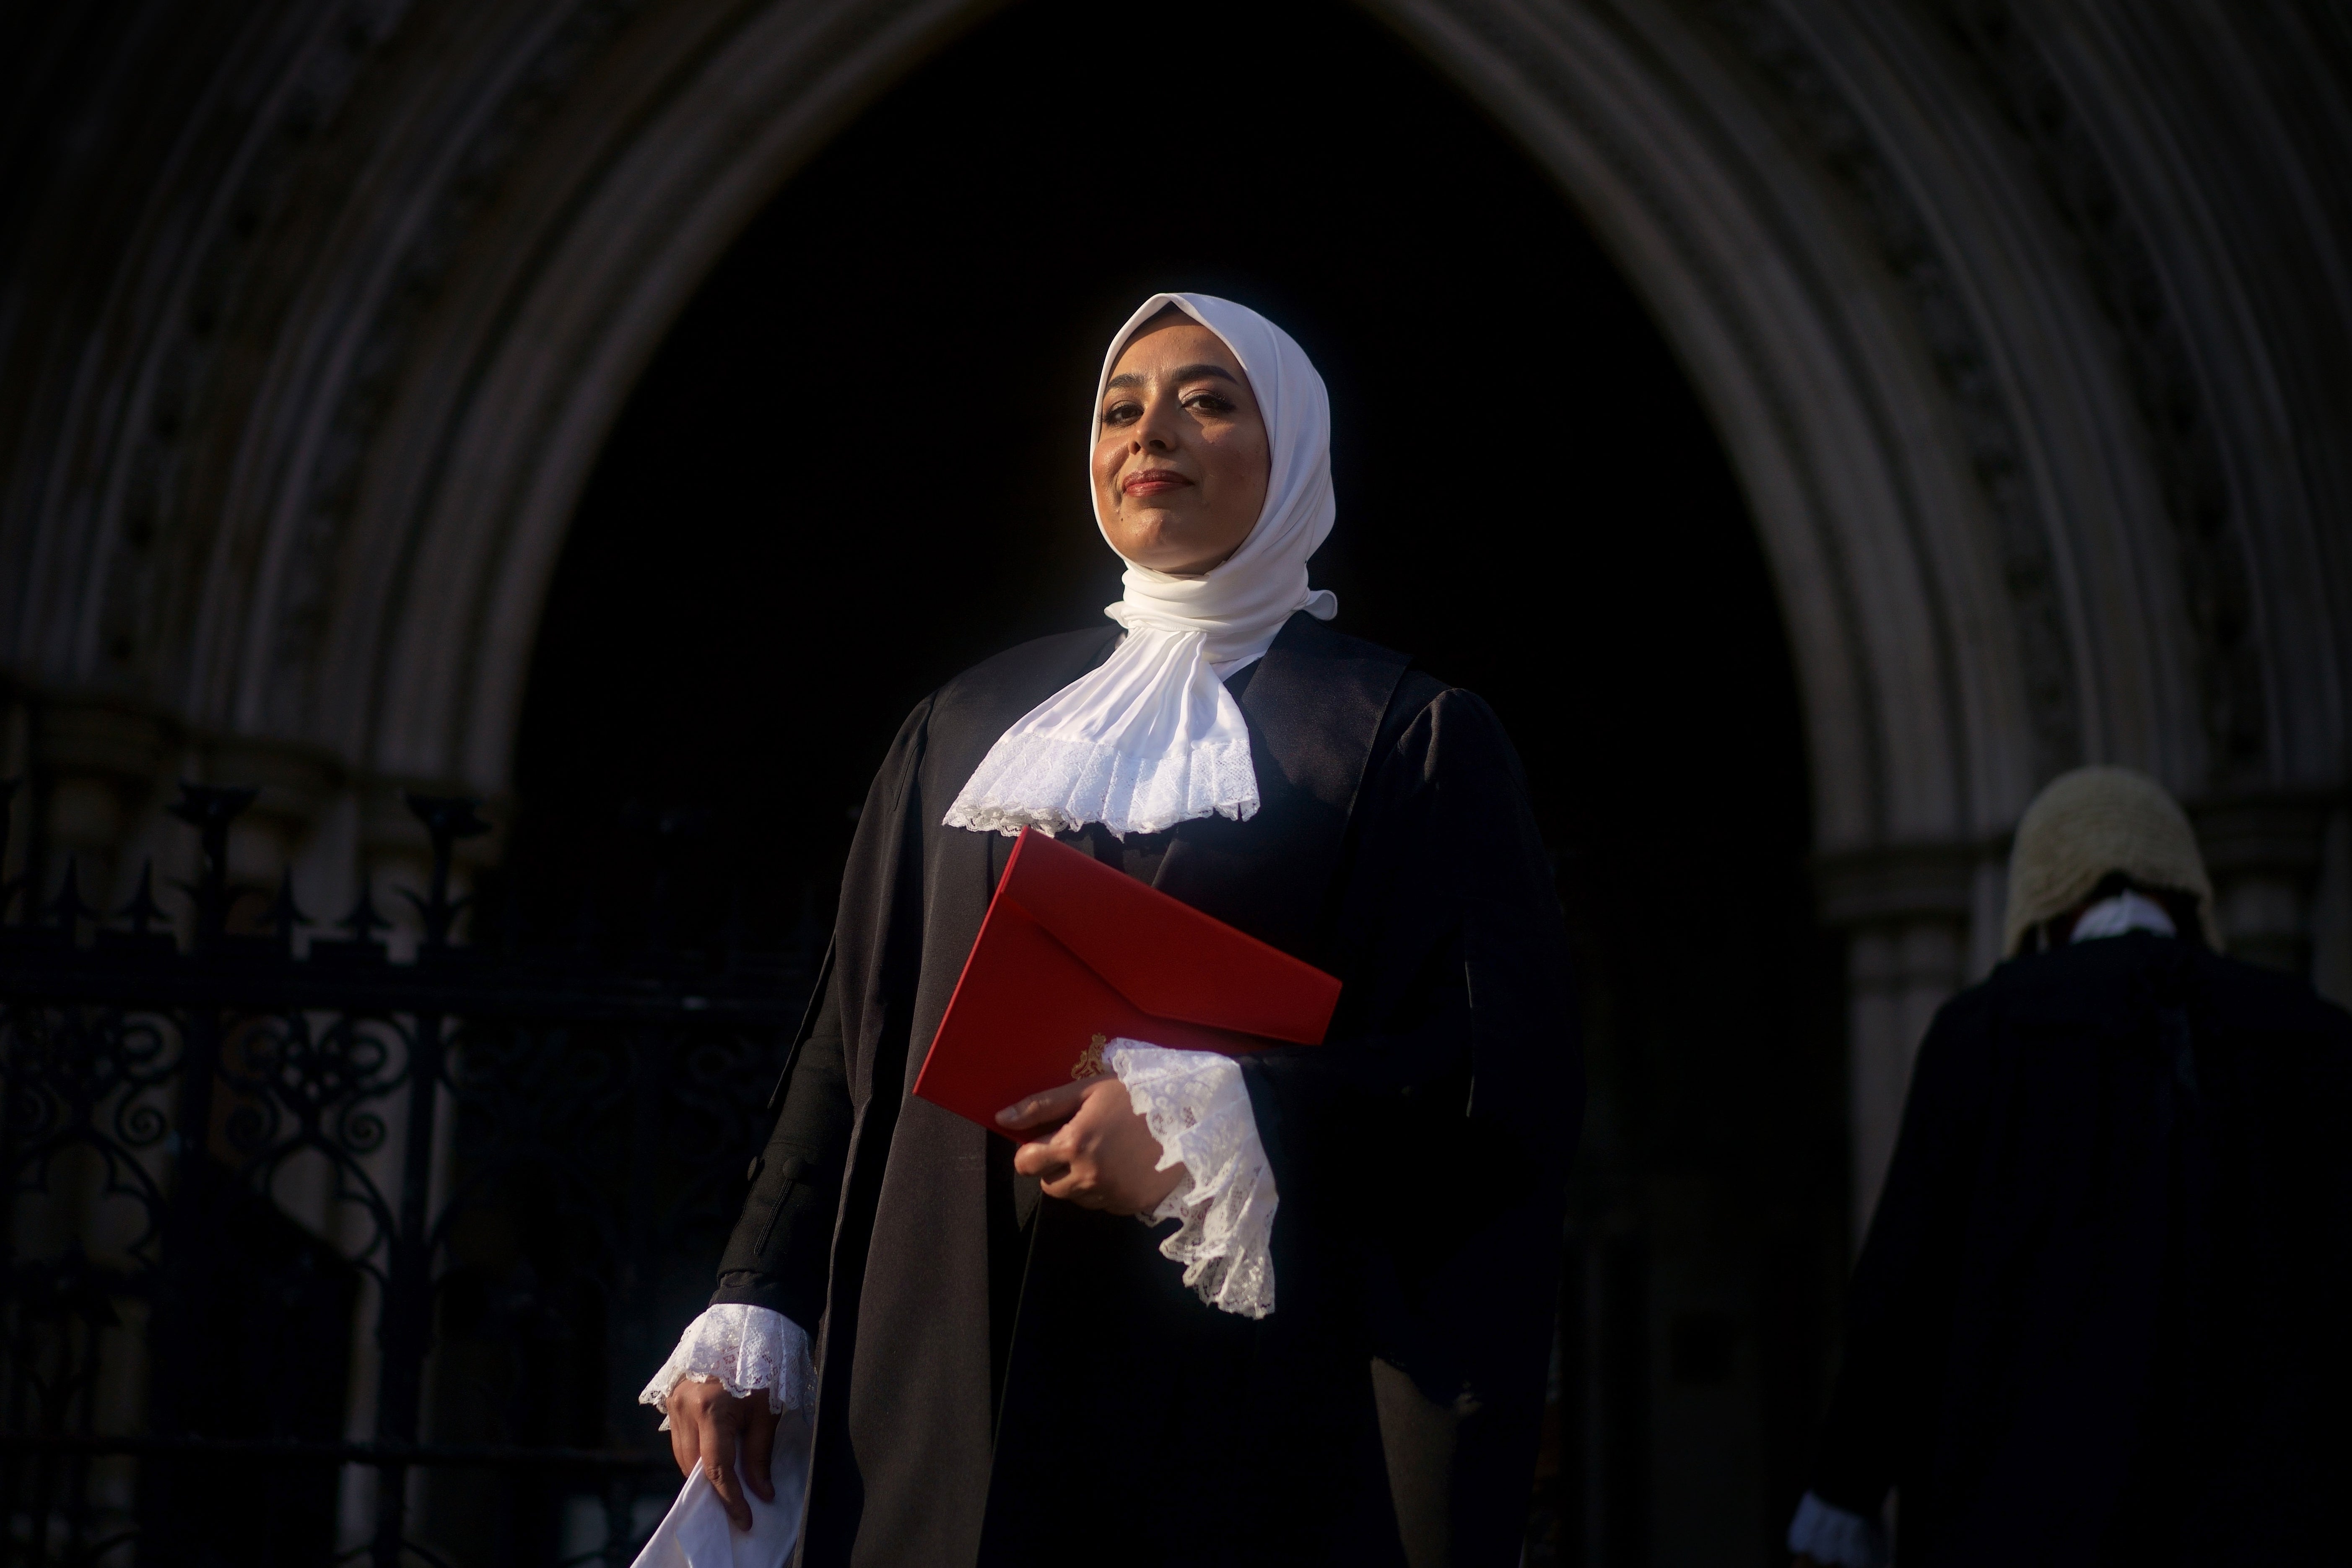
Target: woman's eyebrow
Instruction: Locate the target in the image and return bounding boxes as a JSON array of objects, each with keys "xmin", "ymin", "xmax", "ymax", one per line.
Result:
[{"xmin": 1104, "ymin": 363, "xmax": 1240, "ymax": 394}]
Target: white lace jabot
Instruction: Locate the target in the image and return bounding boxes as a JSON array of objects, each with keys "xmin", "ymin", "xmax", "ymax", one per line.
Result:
[{"xmin": 943, "ymin": 625, "xmax": 1266, "ymax": 839}]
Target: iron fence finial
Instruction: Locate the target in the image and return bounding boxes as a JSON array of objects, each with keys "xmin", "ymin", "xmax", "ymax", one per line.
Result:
[
  {"xmin": 263, "ymin": 867, "xmax": 310, "ymax": 949},
  {"xmin": 340, "ymin": 880, "xmax": 391, "ymax": 940},
  {"xmin": 43, "ymin": 857, "xmax": 94, "ymax": 940},
  {"xmin": 117, "ymin": 861, "xmax": 166, "ymax": 935},
  {"xmin": 401, "ymin": 794, "xmax": 491, "ymax": 950},
  {"xmin": 169, "ymin": 783, "xmax": 259, "ymax": 940},
  {"xmin": 0, "ymin": 776, "xmax": 20, "ymax": 925}
]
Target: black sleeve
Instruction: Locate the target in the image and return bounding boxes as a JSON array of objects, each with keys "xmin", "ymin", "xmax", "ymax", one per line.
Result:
[
  {"xmin": 1239, "ymin": 688, "xmax": 1581, "ymax": 1566},
  {"xmin": 1239, "ymin": 688, "xmax": 1579, "ymax": 1254},
  {"xmin": 1809, "ymin": 986, "xmax": 1994, "ymax": 1516},
  {"xmin": 711, "ymin": 951, "xmax": 855, "ymax": 1328}
]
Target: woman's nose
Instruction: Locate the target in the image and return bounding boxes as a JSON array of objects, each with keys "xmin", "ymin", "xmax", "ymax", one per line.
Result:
[{"xmin": 1135, "ymin": 392, "xmax": 1183, "ymax": 450}]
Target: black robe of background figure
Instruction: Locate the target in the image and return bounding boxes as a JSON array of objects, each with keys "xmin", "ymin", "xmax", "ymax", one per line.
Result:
[
  {"xmin": 709, "ymin": 611, "xmax": 1582, "ymax": 1567},
  {"xmin": 1808, "ymin": 933, "xmax": 2352, "ymax": 1566}
]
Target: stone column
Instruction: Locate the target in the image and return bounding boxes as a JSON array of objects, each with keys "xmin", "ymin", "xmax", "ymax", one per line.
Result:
[
  {"xmin": 0, "ymin": 685, "xmax": 28, "ymax": 898},
  {"xmin": 361, "ymin": 780, "xmax": 454, "ymax": 959},
  {"xmin": 27, "ymin": 693, "xmax": 180, "ymax": 914},
  {"xmin": 2193, "ymin": 793, "xmax": 2337, "ymax": 976},
  {"xmin": 1815, "ymin": 846, "xmax": 1979, "ymax": 1240},
  {"xmin": 202, "ymin": 737, "xmax": 345, "ymax": 883},
  {"xmin": 2313, "ymin": 806, "xmax": 2352, "ymax": 1009}
]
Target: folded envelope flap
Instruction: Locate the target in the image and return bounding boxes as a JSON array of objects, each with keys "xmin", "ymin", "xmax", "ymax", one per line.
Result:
[{"xmin": 1001, "ymin": 828, "xmax": 1340, "ymax": 1044}]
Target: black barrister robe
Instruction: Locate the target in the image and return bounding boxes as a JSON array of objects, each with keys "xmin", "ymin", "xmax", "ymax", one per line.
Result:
[
  {"xmin": 709, "ymin": 611, "xmax": 1580, "ymax": 1566},
  {"xmin": 1808, "ymin": 932, "xmax": 2352, "ymax": 1565}
]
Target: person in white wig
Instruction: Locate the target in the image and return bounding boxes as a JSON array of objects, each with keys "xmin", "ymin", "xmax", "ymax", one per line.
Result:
[
  {"xmin": 1791, "ymin": 766, "xmax": 2352, "ymax": 1568},
  {"xmin": 637, "ymin": 294, "xmax": 1580, "ymax": 1566}
]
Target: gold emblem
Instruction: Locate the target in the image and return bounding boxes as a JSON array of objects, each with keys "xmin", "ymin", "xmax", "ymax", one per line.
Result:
[{"xmin": 1071, "ymin": 1033, "xmax": 1108, "ymax": 1080}]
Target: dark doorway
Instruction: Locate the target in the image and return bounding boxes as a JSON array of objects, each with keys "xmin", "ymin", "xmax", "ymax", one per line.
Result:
[{"xmin": 512, "ymin": 1, "xmax": 1844, "ymax": 1561}]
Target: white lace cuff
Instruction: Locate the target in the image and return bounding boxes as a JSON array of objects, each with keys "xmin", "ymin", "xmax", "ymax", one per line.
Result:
[
  {"xmin": 639, "ymin": 1303, "xmax": 814, "ymax": 1431},
  {"xmin": 1786, "ymin": 1490, "xmax": 1887, "ymax": 1568},
  {"xmin": 1104, "ymin": 1040, "xmax": 1278, "ymax": 1319}
]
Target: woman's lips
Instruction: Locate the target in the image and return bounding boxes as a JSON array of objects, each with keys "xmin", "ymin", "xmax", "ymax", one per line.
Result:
[{"xmin": 1122, "ymin": 469, "xmax": 1191, "ymax": 496}]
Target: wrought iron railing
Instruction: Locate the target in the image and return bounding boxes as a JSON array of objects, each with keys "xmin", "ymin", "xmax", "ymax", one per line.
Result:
[{"xmin": 0, "ymin": 783, "xmax": 814, "ymax": 1567}]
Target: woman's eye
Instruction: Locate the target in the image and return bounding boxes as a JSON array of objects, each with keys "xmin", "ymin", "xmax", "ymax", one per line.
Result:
[
  {"xmin": 1102, "ymin": 401, "xmax": 1141, "ymax": 426},
  {"xmin": 1184, "ymin": 392, "xmax": 1234, "ymax": 415}
]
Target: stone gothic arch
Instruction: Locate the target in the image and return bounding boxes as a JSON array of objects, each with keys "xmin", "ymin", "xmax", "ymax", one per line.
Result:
[{"xmin": 4, "ymin": 0, "xmax": 2348, "ymax": 1209}]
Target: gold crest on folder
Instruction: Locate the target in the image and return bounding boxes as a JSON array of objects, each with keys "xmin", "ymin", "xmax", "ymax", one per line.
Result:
[{"xmin": 1071, "ymin": 1033, "xmax": 1108, "ymax": 1080}]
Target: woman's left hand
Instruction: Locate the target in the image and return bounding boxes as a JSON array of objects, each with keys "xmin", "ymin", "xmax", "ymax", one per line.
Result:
[{"xmin": 999, "ymin": 1076, "xmax": 1186, "ymax": 1215}]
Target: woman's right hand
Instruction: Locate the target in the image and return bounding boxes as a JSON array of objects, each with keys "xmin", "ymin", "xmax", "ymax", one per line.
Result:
[{"xmin": 662, "ymin": 1374, "xmax": 779, "ymax": 1532}]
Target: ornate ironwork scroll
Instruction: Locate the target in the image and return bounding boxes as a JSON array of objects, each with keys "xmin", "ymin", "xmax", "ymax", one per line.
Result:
[{"xmin": 0, "ymin": 782, "xmax": 813, "ymax": 1567}]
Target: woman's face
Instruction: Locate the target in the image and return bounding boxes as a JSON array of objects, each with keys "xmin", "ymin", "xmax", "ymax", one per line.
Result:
[{"xmin": 1093, "ymin": 318, "xmax": 1271, "ymax": 575}]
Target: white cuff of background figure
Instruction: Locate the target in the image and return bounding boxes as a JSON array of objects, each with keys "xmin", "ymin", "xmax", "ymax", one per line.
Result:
[
  {"xmin": 1786, "ymin": 1490, "xmax": 1888, "ymax": 1568},
  {"xmin": 639, "ymin": 1303, "xmax": 814, "ymax": 1431},
  {"xmin": 1104, "ymin": 1039, "xmax": 1279, "ymax": 1320}
]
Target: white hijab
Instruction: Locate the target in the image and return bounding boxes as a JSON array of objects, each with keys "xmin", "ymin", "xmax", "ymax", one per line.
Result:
[{"xmin": 943, "ymin": 293, "xmax": 1338, "ymax": 837}]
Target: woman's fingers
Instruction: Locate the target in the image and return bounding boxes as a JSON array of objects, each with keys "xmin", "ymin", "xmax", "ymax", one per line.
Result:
[
  {"xmin": 659, "ymin": 1381, "xmax": 776, "ymax": 1531},
  {"xmin": 1037, "ymin": 1160, "xmax": 1115, "ymax": 1208},
  {"xmin": 997, "ymin": 1078, "xmax": 1090, "ymax": 1130},
  {"xmin": 1012, "ymin": 1106, "xmax": 1088, "ymax": 1173},
  {"xmin": 1011, "ymin": 1127, "xmax": 1079, "ymax": 1180},
  {"xmin": 740, "ymin": 1402, "xmax": 778, "ymax": 1503},
  {"xmin": 700, "ymin": 1407, "xmax": 752, "ymax": 1533},
  {"xmin": 1028, "ymin": 1077, "xmax": 1175, "ymax": 1215},
  {"xmin": 1014, "ymin": 1114, "xmax": 1098, "ymax": 1194},
  {"xmin": 1019, "ymin": 1150, "xmax": 1079, "ymax": 1192},
  {"xmin": 1011, "ymin": 1077, "xmax": 1148, "ymax": 1205}
]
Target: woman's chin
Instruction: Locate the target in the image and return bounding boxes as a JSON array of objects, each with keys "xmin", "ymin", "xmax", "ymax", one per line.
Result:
[
  {"xmin": 1131, "ymin": 544, "xmax": 1226, "ymax": 576},
  {"xmin": 1111, "ymin": 518, "xmax": 1189, "ymax": 562}
]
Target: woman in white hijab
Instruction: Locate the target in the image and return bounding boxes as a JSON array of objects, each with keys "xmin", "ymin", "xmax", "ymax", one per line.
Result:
[{"xmin": 640, "ymin": 295, "xmax": 1579, "ymax": 1567}]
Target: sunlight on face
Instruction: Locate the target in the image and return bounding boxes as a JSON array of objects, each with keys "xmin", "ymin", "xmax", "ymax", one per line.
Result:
[{"xmin": 1093, "ymin": 315, "xmax": 1272, "ymax": 574}]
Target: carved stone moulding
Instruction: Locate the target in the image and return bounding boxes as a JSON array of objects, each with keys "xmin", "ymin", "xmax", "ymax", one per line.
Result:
[
  {"xmin": 0, "ymin": 685, "xmax": 476, "ymax": 922},
  {"xmin": 25, "ymin": 693, "xmax": 182, "ymax": 877},
  {"xmin": 1812, "ymin": 840, "xmax": 1981, "ymax": 934}
]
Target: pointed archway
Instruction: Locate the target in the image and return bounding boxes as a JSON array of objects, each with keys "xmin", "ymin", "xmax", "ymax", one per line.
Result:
[{"xmin": 5, "ymin": 3, "xmax": 2348, "ymax": 1554}]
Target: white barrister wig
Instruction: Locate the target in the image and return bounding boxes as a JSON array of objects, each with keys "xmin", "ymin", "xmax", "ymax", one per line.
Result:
[{"xmin": 2003, "ymin": 766, "xmax": 2222, "ymax": 955}]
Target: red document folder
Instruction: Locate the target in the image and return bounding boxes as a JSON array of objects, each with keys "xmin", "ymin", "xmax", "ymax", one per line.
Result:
[{"xmin": 913, "ymin": 827, "xmax": 1341, "ymax": 1137}]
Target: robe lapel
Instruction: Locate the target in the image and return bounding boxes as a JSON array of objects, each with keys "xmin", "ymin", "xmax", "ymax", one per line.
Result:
[{"xmin": 1154, "ymin": 612, "xmax": 1410, "ymax": 964}]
